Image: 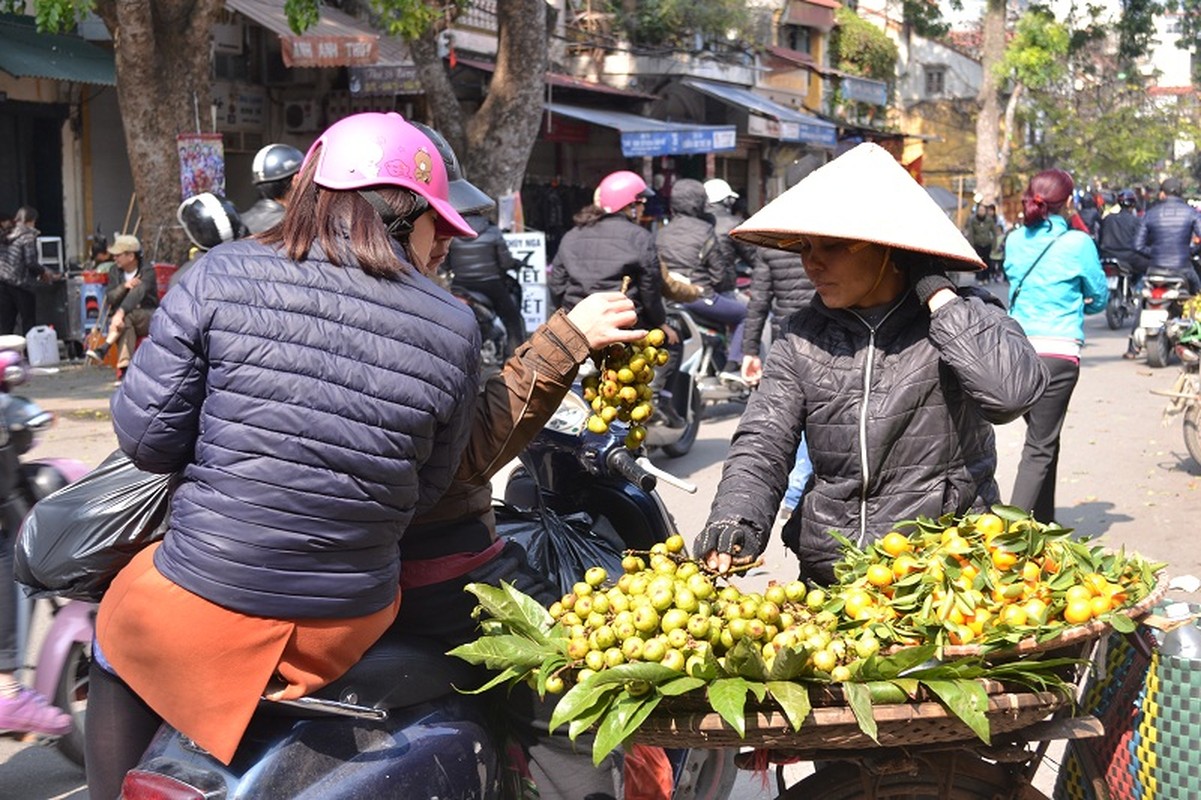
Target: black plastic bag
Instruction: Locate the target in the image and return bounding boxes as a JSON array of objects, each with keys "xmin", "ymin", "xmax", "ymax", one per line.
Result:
[
  {"xmin": 494, "ymin": 501, "xmax": 625, "ymax": 596},
  {"xmin": 14, "ymin": 449, "xmax": 177, "ymax": 601}
]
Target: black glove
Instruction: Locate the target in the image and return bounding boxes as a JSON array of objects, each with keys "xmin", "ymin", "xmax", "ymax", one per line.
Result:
[
  {"xmin": 692, "ymin": 519, "xmax": 763, "ymax": 563},
  {"xmin": 909, "ymin": 263, "xmax": 955, "ymax": 306}
]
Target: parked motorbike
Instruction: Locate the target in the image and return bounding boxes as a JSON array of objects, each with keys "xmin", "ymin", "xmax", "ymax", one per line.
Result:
[
  {"xmin": 1101, "ymin": 257, "xmax": 1138, "ymax": 330},
  {"xmin": 1133, "ymin": 268, "xmax": 1193, "ymax": 368},
  {"xmin": 0, "ymin": 335, "xmax": 92, "ymax": 764},
  {"xmin": 120, "ymin": 391, "xmax": 736, "ymax": 800},
  {"xmin": 451, "ymin": 282, "xmax": 508, "ymax": 375}
]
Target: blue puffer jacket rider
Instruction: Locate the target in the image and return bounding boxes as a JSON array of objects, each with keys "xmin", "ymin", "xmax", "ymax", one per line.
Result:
[
  {"xmin": 1135, "ymin": 194, "xmax": 1201, "ymax": 271},
  {"xmin": 110, "ymin": 238, "xmax": 481, "ymax": 620},
  {"xmin": 1004, "ymin": 216, "xmax": 1107, "ymax": 353}
]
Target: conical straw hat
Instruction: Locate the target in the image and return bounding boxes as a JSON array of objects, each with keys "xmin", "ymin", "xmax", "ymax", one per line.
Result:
[{"xmin": 732, "ymin": 142, "xmax": 985, "ymax": 271}]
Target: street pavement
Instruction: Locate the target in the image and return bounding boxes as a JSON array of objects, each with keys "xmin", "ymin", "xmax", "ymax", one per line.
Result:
[{"xmin": 2, "ymin": 305, "xmax": 1200, "ymax": 797}]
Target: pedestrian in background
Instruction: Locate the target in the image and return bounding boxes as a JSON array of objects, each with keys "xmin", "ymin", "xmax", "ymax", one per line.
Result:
[
  {"xmin": 0, "ymin": 207, "xmax": 54, "ymax": 335},
  {"xmin": 1004, "ymin": 169, "xmax": 1108, "ymax": 524},
  {"xmin": 84, "ymin": 235, "xmax": 158, "ymax": 385}
]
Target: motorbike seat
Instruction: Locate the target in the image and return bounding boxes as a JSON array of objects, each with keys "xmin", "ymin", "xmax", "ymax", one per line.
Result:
[{"xmin": 260, "ymin": 635, "xmax": 486, "ymax": 717}]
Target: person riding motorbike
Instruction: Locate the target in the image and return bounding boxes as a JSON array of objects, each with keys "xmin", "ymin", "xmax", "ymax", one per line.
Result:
[
  {"xmin": 83, "ymin": 112, "xmax": 483, "ymax": 800},
  {"xmin": 549, "ymin": 170, "xmax": 667, "ymax": 334},
  {"xmin": 657, "ymin": 178, "xmax": 747, "ymax": 379},
  {"xmin": 171, "ymin": 192, "xmax": 249, "ymax": 289},
  {"xmin": 705, "ymin": 177, "xmax": 765, "ymax": 283},
  {"xmin": 1135, "ymin": 177, "xmax": 1201, "ymax": 295},
  {"xmin": 240, "ymin": 143, "xmax": 303, "ymax": 234},
  {"xmin": 1098, "ymin": 189, "xmax": 1149, "ymax": 276}
]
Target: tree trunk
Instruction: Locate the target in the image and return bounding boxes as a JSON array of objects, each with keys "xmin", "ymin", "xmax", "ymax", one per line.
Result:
[
  {"xmin": 974, "ymin": 0, "xmax": 1006, "ymax": 205},
  {"xmin": 94, "ymin": 0, "xmax": 222, "ymax": 264}
]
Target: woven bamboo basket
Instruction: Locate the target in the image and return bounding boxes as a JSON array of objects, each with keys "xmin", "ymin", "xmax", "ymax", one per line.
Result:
[{"xmin": 632, "ymin": 682, "xmax": 1070, "ymax": 750}]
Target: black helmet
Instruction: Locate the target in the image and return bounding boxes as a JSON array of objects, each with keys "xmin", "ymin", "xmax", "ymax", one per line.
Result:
[
  {"xmin": 252, "ymin": 143, "xmax": 304, "ymax": 185},
  {"xmin": 177, "ymin": 192, "xmax": 246, "ymax": 251},
  {"xmin": 1118, "ymin": 189, "xmax": 1137, "ymax": 207},
  {"xmin": 409, "ymin": 122, "xmax": 495, "ymax": 216}
]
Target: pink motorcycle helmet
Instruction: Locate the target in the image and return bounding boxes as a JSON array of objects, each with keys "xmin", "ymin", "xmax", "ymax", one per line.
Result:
[
  {"xmin": 303, "ymin": 112, "xmax": 475, "ymax": 238},
  {"xmin": 595, "ymin": 170, "xmax": 653, "ymax": 214}
]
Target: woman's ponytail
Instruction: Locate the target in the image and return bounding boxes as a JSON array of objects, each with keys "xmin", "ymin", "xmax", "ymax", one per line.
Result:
[{"xmin": 1021, "ymin": 169, "xmax": 1074, "ymax": 226}]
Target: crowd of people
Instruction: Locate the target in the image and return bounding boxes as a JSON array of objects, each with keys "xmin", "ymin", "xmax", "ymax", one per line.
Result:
[{"xmin": 3, "ymin": 118, "xmax": 1199, "ymax": 797}]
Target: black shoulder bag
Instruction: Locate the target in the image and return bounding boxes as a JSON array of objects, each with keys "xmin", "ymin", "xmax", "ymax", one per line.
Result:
[{"xmin": 1009, "ymin": 232, "xmax": 1066, "ymax": 309}]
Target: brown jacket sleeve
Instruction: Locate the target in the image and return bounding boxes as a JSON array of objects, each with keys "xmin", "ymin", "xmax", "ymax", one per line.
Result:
[{"xmin": 410, "ymin": 309, "xmax": 590, "ymax": 526}]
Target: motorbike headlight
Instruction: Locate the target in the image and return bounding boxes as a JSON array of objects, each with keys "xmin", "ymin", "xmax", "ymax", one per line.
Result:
[{"xmin": 545, "ymin": 390, "xmax": 591, "ymax": 436}]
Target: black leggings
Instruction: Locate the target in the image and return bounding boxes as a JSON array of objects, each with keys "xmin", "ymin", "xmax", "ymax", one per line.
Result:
[{"xmin": 86, "ymin": 661, "xmax": 163, "ymax": 800}]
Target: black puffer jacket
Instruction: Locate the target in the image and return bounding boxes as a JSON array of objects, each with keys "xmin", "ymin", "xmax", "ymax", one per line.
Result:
[
  {"xmin": 711, "ymin": 203, "xmax": 764, "ymax": 274},
  {"xmin": 111, "ymin": 238, "xmax": 481, "ymax": 619},
  {"xmin": 742, "ymin": 249, "xmax": 814, "ymax": 357},
  {"xmin": 1098, "ymin": 209, "xmax": 1147, "ymax": 272},
  {"xmin": 549, "ymin": 211, "xmax": 664, "ymax": 328},
  {"xmin": 656, "ymin": 179, "xmax": 734, "ymax": 295},
  {"xmin": 1136, "ymin": 196, "xmax": 1201, "ymax": 270},
  {"xmin": 704, "ymin": 286, "xmax": 1048, "ymax": 585},
  {"xmin": 446, "ymin": 214, "xmax": 516, "ymax": 283}
]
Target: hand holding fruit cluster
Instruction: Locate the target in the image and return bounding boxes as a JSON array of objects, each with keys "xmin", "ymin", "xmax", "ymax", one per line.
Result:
[{"xmin": 581, "ymin": 327, "xmax": 670, "ymax": 450}]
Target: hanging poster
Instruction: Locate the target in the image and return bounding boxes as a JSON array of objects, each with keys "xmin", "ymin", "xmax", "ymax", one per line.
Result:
[{"xmin": 177, "ymin": 133, "xmax": 226, "ymax": 200}]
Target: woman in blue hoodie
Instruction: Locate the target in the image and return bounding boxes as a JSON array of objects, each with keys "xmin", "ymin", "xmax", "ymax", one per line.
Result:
[{"xmin": 1004, "ymin": 169, "xmax": 1108, "ymax": 523}]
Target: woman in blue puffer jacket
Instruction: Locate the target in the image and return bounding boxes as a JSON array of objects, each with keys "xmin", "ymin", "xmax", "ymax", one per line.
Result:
[
  {"xmin": 86, "ymin": 113, "xmax": 482, "ymax": 800},
  {"xmin": 1004, "ymin": 168, "xmax": 1108, "ymax": 523}
]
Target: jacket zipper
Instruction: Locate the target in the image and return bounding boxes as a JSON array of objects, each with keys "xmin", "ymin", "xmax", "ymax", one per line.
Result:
[{"xmin": 847, "ymin": 299, "xmax": 906, "ymax": 546}]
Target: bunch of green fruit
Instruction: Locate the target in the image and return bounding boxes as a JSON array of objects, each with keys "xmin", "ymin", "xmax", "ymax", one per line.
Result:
[
  {"xmin": 546, "ymin": 534, "xmax": 882, "ymax": 687},
  {"xmin": 581, "ymin": 328, "xmax": 670, "ymax": 450}
]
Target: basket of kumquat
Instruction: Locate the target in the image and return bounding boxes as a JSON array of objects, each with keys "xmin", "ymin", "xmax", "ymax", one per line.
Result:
[{"xmin": 829, "ymin": 507, "xmax": 1166, "ymax": 660}]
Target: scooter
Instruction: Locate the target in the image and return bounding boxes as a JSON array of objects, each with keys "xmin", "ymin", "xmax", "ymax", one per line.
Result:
[
  {"xmin": 1133, "ymin": 268, "xmax": 1192, "ymax": 368},
  {"xmin": 120, "ymin": 392, "xmax": 737, "ymax": 799},
  {"xmin": 1101, "ymin": 258, "xmax": 1138, "ymax": 330},
  {"xmin": 1153, "ymin": 313, "xmax": 1201, "ymax": 469},
  {"xmin": 0, "ymin": 335, "xmax": 92, "ymax": 765}
]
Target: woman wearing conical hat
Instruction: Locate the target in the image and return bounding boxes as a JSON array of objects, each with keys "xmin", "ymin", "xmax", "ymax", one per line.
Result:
[{"xmin": 692, "ymin": 143, "xmax": 1050, "ymax": 585}]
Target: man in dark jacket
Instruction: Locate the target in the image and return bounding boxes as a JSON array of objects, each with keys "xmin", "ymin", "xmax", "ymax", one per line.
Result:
[
  {"xmin": 446, "ymin": 213, "xmax": 526, "ymax": 356},
  {"xmin": 657, "ymin": 178, "xmax": 746, "ymax": 375},
  {"xmin": 240, "ymin": 143, "xmax": 303, "ymax": 234},
  {"xmin": 1135, "ymin": 177, "xmax": 1201, "ymax": 294},
  {"xmin": 1098, "ymin": 190, "xmax": 1148, "ymax": 275},
  {"xmin": 84, "ymin": 235, "xmax": 158, "ymax": 383}
]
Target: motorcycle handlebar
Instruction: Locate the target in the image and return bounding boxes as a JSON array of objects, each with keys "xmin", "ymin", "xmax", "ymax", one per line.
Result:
[{"xmin": 606, "ymin": 447, "xmax": 657, "ymax": 493}]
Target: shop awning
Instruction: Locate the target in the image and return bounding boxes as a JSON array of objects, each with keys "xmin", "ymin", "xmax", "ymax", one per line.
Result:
[
  {"xmin": 224, "ymin": 0, "xmax": 379, "ymax": 67},
  {"xmin": 456, "ymin": 57, "xmax": 656, "ymax": 99},
  {"xmin": 0, "ymin": 13, "xmax": 115, "ymax": 86},
  {"xmin": 682, "ymin": 78, "xmax": 837, "ymax": 148},
  {"xmin": 545, "ymin": 102, "xmax": 737, "ymax": 158}
]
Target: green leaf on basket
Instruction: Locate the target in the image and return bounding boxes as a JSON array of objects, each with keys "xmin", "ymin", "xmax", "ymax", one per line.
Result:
[
  {"xmin": 708, "ymin": 677, "xmax": 753, "ymax": 738},
  {"xmin": 1108, "ymin": 613, "xmax": 1137, "ymax": 633},
  {"xmin": 549, "ymin": 678, "xmax": 615, "ymax": 733},
  {"xmin": 869, "ymin": 643, "xmax": 937, "ymax": 679},
  {"xmin": 841, "ymin": 680, "xmax": 878, "ymax": 743},
  {"xmin": 766, "ymin": 680, "xmax": 812, "ymax": 731},
  {"xmin": 724, "ymin": 637, "xmax": 769, "ymax": 681},
  {"xmin": 453, "ymin": 665, "xmax": 524, "ymax": 695},
  {"xmin": 568, "ymin": 692, "xmax": 615, "ymax": 740},
  {"xmin": 464, "ymin": 582, "xmax": 554, "ymax": 642},
  {"xmin": 921, "ymin": 678, "xmax": 991, "ymax": 744},
  {"xmin": 658, "ymin": 675, "xmax": 706, "ymax": 697},
  {"xmin": 865, "ymin": 680, "xmax": 910, "ymax": 705},
  {"xmin": 448, "ymin": 634, "xmax": 555, "ymax": 671},
  {"xmin": 584, "ymin": 662, "xmax": 683, "ymax": 687},
  {"xmin": 766, "ymin": 643, "xmax": 812, "ymax": 681},
  {"xmin": 592, "ymin": 693, "xmax": 662, "ymax": 766}
]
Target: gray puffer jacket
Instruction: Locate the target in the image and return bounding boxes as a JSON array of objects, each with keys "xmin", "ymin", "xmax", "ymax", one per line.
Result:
[
  {"xmin": 656, "ymin": 179, "xmax": 734, "ymax": 295},
  {"xmin": 0, "ymin": 226, "xmax": 41, "ymax": 289},
  {"xmin": 704, "ymin": 285, "xmax": 1048, "ymax": 585},
  {"xmin": 111, "ymin": 238, "xmax": 481, "ymax": 619},
  {"xmin": 742, "ymin": 248, "xmax": 815, "ymax": 357}
]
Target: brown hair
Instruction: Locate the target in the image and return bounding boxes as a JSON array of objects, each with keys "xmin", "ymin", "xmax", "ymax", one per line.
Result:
[
  {"xmin": 1021, "ymin": 169, "xmax": 1074, "ymax": 226},
  {"xmin": 258, "ymin": 143, "xmax": 422, "ymax": 279}
]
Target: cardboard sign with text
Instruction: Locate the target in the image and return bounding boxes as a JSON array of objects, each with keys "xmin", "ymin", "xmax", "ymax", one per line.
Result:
[{"xmin": 504, "ymin": 231, "xmax": 549, "ymax": 332}]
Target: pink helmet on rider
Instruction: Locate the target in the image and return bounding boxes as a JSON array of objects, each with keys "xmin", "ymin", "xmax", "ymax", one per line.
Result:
[
  {"xmin": 595, "ymin": 170, "xmax": 653, "ymax": 214},
  {"xmin": 303, "ymin": 112, "xmax": 475, "ymax": 238}
]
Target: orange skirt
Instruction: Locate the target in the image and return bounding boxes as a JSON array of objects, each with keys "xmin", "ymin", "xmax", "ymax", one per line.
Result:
[{"xmin": 96, "ymin": 542, "xmax": 401, "ymax": 764}]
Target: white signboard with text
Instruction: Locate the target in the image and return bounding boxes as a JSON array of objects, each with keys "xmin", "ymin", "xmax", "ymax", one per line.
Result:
[{"xmin": 504, "ymin": 231, "xmax": 549, "ymax": 332}]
